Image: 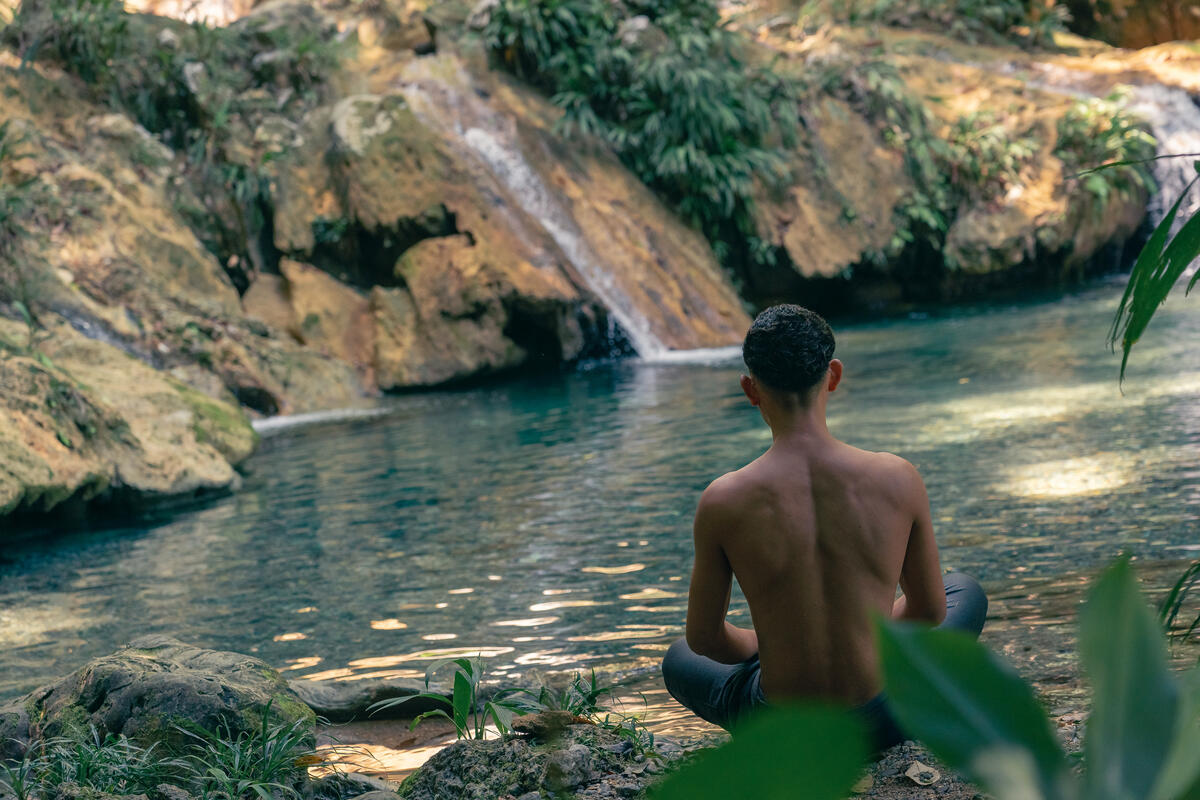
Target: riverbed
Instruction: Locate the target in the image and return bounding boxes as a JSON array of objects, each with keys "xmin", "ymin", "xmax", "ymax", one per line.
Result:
[{"xmin": 2, "ymin": 279, "xmax": 1199, "ymax": 701}]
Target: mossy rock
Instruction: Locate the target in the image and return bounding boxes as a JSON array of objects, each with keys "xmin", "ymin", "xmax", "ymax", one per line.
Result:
[{"xmin": 13, "ymin": 636, "xmax": 315, "ymax": 754}]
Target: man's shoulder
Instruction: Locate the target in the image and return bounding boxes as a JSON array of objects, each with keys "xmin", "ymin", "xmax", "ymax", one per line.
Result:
[
  {"xmin": 697, "ymin": 468, "xmax": 759, "ymax": 515},
  {"xmin": 851, "ymin": 448, "xmax": 924, "ymax": 498}
]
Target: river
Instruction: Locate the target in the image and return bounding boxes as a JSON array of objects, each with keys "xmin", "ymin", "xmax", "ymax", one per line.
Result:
[{"xmin": 2, "ymin": 278, "xmax": 1199, "ymax": 701}]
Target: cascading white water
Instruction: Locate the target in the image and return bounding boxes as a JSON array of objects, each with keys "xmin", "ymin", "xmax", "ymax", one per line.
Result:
[
  {"xmin": 1127, "ymin": 84, "xmax": 1200, "ymax": 230},
  {"xmin": 1021, "ymin": 63, "xmax": 1200, "ymax": 234},
  {"xmin": 399, "ymin": 64, "xmax": 742, "ymax": 365},
  {"xmin": 458, "ymin": 126, "xmax": 666, "ymax": 358}
]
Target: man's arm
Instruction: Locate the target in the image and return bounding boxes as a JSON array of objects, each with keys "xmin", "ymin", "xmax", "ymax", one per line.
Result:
[
  {"xmin": 891, "ymin": 460, "xmax": 947, "ymax": 625},
  {"xmin": 685, "ymin": 481, "xmax": 759, "ymax": 663}
]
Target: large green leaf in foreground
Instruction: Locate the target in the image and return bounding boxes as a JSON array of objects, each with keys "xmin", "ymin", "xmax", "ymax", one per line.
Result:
[
  {"xmin": 650, "ymin": 706, "xmax": 868, "ymax": 800},
  {"xmin": 1110, "ymin": 168, "xmax": 1200, "ymax": 380},
  {"xmin": 1081, "ymin": 557, "xmax": 1182, "ymax": 800},
  {"xmin": 878, "ymin": 621, "xmax": 1070, "ymax": 800}
]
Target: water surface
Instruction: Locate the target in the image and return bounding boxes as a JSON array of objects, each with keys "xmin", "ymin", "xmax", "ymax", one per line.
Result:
[{"xmin": 3, "ymin": 280, "xmax": 1199, "ymax": 699}]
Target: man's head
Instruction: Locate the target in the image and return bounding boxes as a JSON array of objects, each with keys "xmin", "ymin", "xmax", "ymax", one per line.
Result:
[{"xmin": 741, "ymin": 304, "xmax": 841, "ymax": 413}]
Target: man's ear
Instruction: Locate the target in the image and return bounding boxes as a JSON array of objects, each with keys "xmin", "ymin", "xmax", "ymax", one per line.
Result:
[
  {"xmin": 740, "ymin": 374, "xmax": 761, "ymax": 407},
  {"xmin": 827, "ymin": 359, "xmax": 843, "ymax": 393}
]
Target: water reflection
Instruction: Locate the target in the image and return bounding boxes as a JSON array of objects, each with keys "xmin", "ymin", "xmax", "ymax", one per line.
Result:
[{"xmin": 2, "ymin": 281, "xmax": 1199, "ymax": 699}]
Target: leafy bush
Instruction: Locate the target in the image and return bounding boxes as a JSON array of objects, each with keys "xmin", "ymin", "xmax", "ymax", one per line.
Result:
[
  {"xmin": 8, "ymin": 0, "xmax": 340, "ymax": 286},
  {"xmin": 1057, "ymin": 90, "xmax": 1156, "ymax": 207},
  {"xmin": 0, "ymin": 707, "xmax": 326, "ymax": 800},
  {"xmin": 652, "ymin": 557, "xmax": 1200, "ymax": 800},
  {"xmin": 818, "ymin": 56, "xmax": 1039, "ymax": 261},
  {"xmin": 807, "ymin": 0, "xmax": 1069, "ymax": 46},
  {"xmin": 178, "ymin": 712, "xmax": 317, "ymax": 800},
  {"xmin": 944, "ymin": 110, "xmax": 1037, "ymax": 201},
  {"xmin": 482, "ymin": 0, "xmax": 799, "ymax": 263}
]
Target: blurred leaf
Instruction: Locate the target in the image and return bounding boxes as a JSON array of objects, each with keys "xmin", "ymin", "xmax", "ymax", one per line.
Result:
[
  {"xmin": 878, "ymin": 620, "xmax": 1070, "ymax": 800},
  {"xmin": 1109, "ymin": 174, "xmax": 1200, "ymax": 380},
  {"xmin": 650, "ymin": 706, "xmax": 868, "ymax": 800},
  {"xmin": 1150, "ymin": 670, "xmax": 1200, "ymax": 800},
  {"xmin": 1081, "ymin": 558, "xmax": 1180, "ymax": 800}
]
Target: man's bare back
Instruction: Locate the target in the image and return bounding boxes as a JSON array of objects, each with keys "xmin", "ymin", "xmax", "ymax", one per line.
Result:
[
  {"xmin": 688, "ymin": 438, "xmax": 945, "ymax": 704},
  {"xmin": 661, "ymin": 305, "xmax": 984, "ymax": 745}
]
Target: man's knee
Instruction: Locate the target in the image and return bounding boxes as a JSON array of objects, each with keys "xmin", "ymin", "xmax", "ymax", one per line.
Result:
[
  {"xmin": 661, "ymin": 638, "xmax": 692, "ymax": 690},
  {"xmin": 942, "ymin": 572, "xmax": 988, "ymax": 637}
]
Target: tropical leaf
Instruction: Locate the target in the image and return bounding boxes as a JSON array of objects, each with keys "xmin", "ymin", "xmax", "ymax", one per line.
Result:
[
  {"xmin": 1081, "ymin": 558, "xmax": 1181, "ymax": 800},
  {"xmin": 650, "ymin": 706, "xmax": 868, "ymax": 800},
  {"xmin": 878, "ymin": 620, "xmax": 1071, "ymax": 800},
  {"xmin": 1109, "ymin": 171, "xmax": 1200, "ymax": 380}
]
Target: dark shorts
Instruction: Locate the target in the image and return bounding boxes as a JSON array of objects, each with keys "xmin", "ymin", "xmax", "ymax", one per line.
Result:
[{"xmin": 660, "ymin": 572, "xmax": 988, "ymax": 752}]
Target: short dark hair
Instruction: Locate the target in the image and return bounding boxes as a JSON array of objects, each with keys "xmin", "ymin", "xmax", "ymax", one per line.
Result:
[{"xmin": 742, "ymin": 304, "xmax": 835, "ymax": 395}]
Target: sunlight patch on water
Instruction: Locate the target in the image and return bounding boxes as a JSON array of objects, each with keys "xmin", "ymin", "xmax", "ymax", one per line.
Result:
[
  {"xmin": 529, "ymin": 600, "xmax": 603, "ymax": 611},
  {"xmin": 619, "ymin": 589, "xmax": 680, "ymax": 600},
  {"xmin": 492, "ymin": 617, "xmax": 560, "ymax": 627},
  {"xmin": 370, "ymin": 619, "xmax": 408, "ymax": 630},
  {"xmin": 581, "ymin": 564, "xmax": 646, "ymax": 575},
  {"xmin": 345, "ymin": 647, "xmax": 515, "ymax": 669},
  {"xmin": 999, "ymin": 454, "xmax": 1134, "ymax": 498}
]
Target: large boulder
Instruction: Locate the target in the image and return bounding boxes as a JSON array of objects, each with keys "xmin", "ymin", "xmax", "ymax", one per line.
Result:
[
  {"xmin": 397, "ymin": 719, "xmax": 691, "ymax": 800},
  {"xmin": 0, "ymin": 636, "xmax": 314, "ymax": 756},
  {"xmin": 0, "ymin": 317, "xmax": 255, "ymax": 520}
]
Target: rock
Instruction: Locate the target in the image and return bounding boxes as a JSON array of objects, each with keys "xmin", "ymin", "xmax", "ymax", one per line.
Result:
[
  {"xmin": 905, "ymin": 761, "xmax": 942, "ymax": 786},
  {"xmin": 397, "ymin": 724, "xmax": 686, "ymax": 800},
  {"xmin": 512, "ymin": 711, "xmax": 582, "ymax": 741},
  {"xmin": 279, "ymin": 259, "xmax": 376, "ymax": 380},
  {"xmin": 347, "ymin": 792, "xmax": 402, "ymax": 800},
  {"xmin": 289, "ymin": 678, "xmax": 450, "ymax": 723},
  {"xmin": 11, "ymin": 636, "xmax": 314, "ymax": 751},
  {"xmin": 545, "ymin": 744, "xmax": 595, "ymax": 791},
  {"xmin": 0, "ymin": 317, "xmax": 256, "ymax": 521}
]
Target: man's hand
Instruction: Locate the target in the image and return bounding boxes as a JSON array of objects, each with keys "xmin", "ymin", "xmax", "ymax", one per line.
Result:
[{"xmin": 685, "ymin": 478, "xmax": 759, "ymax": 664}]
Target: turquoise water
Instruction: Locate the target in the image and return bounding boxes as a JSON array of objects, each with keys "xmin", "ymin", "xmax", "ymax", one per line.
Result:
[{"xmin": 2, "ymin": 280, "xmax": 1199, "ymax": 699}]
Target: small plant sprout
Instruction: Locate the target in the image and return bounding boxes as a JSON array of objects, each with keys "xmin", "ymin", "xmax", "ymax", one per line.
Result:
[{"xmin": 369, "ymin": 656, "xmax": 530, "ymax": 740}]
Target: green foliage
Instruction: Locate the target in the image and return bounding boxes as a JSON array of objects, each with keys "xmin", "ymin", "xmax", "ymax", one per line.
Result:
[
  {"xmin": 18, "ymin": 0, "xmax": 129, "ymax": 90},
  {"xmin": 512, "ymin": 670, "xmax": 657, "ymax": 754},
  {"xmin": 1160, "ymin": 562, "xmax": 1200, "ymax": 650},
  {"xmin": 177, "ymin": 712, "xmax": 318, "ymax": 800},
  {"xmin": 653, "ymin": 558, "xmax": 1200, "ymax": 800},
  {"xmin": 370, "ymin": 657, "xmax": 528, "ymax": 740},
  {"xmin": 0, "ymin": 728, "xmax": 177, "ymax": 799},
  {"xmin": 820, "ymin": 58, "xmax": 1037, "ymax": 260},
  {"xmin": 483, "ymin": 0, "xmax": 799, "ymax": 263},
  {"xmin": 1108, "ymin": 164, "xmax": 1200, "ymax": 379},
  {"xmin": 883, "ymin": 557, "xmax": 1200, "ymax": 800},
  {"xmin": 944, "ymin": 111, "xmax": 1037, "ymax": 201},
  {"xmin": 1057, "ymin": 90, "xmax": 1157, "ymax": 207},
  {"xmin": 879, "ymin": 621, "xmax": 1071, "ymax": 798},
  {"xmin": 512, "ymin": 669, "xmax": 617, "ymax": 719},
  {"xmin": 799, "ymin": 0, "xmax": 1068, "ymax": 46},
  {"xmin": 0, "ymin": 119, "xmax": 49, "ymax": 346},
  {"xmin": 650, "ymin": 706, "xmax": 869, "ymax": 800},
  {"xmin": 9, "ymin": 0, "xmax": 341, "ymax": 279}
]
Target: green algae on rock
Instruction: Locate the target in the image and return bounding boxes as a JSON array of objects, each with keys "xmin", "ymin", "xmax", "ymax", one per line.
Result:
[{"xmin": 0, "ymin": 636, "xmax": 314, "ymax": 760}]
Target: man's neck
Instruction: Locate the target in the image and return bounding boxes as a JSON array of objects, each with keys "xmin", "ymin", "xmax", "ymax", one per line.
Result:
[{"xmin": 764, "ymin": 402, "xmax": 835, "ymax": 449}]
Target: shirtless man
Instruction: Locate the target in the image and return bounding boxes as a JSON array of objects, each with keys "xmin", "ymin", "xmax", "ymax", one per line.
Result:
[{"xmin": 661, "ymin": 304, "xmax": 987, "ymax": 751}]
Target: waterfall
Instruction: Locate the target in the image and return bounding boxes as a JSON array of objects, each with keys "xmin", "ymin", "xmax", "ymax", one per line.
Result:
[
  {"xmin": 1020, "ymin": 63, "xmax": 1200, "ymax": 234},
  {"xmin": 458, "ymin": 126, "xmax": 667, "ymax": 358},
  {"xmin": 1127, "ymin": 84, "xmax": 1200, "ymax": 230},
  {"xmin": 398, "ymin": 61, "xmax": 742, "ymax": 365}
]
